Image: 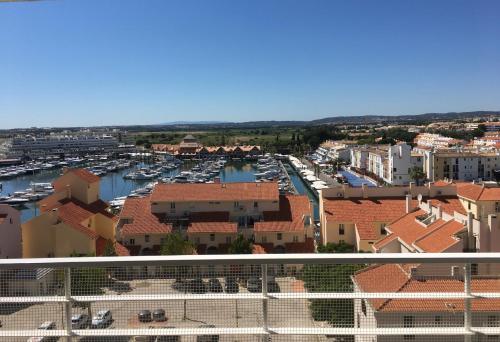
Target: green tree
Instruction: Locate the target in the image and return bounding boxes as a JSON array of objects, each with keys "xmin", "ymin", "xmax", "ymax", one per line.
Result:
[
  {"xmin": 409, "ymin": 166, "xmax": 426, "ymax": 186},
  {"xmin": 300, "ymin": 243, "xmax": 365, "ymax": 328},
  {"xmin": 102, "ymin": 241, "xmax": 117, "ymax": 256},
  {"xmin": 228, "ymin": 234, "xmax": 253, "ymax": 254},
  {"xmin": 160, "ymin": 232, "xmax": 195, "ymax": 255},
  {"xmin": 317, "ymin": 241, "xmax": 355, "ymax": 253}
]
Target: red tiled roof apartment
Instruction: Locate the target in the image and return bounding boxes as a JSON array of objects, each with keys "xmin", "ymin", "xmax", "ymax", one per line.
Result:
[
  {"xmin": 152, "ymin": 134, "xmax": 262, "ymax": 159},
  {"xmin": 22, "ymin": 168, "xmax": 127, "ymax": 258},
  {"xmin": 319, "ymin": 182, "xmax": 468, "ymax": 252},
  {"xmin": 117, "ymin": 182, "xmax": 314, "ymax": 255},
  {"xmin": 353, "ymin": 264, "xmax": 500, "ymax": 341}
]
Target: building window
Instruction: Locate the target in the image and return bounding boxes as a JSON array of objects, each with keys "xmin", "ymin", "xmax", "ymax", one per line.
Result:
[
  {"xmin": 145, "ymin": 235, "xmax": 150, "ymax": 243},
  {"xmin": 254, "ymin": 201, "xmax": 258, "ymax": 208},
  {"xmin": 468, "ymin": 201, "xmax": 471, "ymax": 210},
  {"xmin": 403, "ymin": 316, "xmax": 415, "ymax": 340},
  {"xmin": 339, "ymin": 224, "xmax": 345, "ymax": 235},
  {"xmin": 262, "ymin": 236, "xmax": 267, "ymax": 243},
  {"xmin": 472, "ymin": 263, "xmax": 479, "ymax": 275},
  {"xmin": 129, "ymin": 238, "xmax": 135, "ymax": 245},
  {"xmin": 435, "ymin": 316, "xmax": 442, "ymax": 326},
  {"xmin": 277, "ymin": 233, "xmax": 282, "ymax": 241},
  {"xmin": 210, "ymin": 234, "xmax": 215, "ymax": 242},
  {"xmin": 361, "ymin": 300, "xmax": 367, "ymax": 315},
  {"xmin": 488, "ymin": 316, "xmax": 499, "ymax": 327},
  {"xmin": 226, "ymin": 236, "xmax": 231, "ymax": 244},
  {"xmin": 293, "ymin": 236, "xmax": 298, "ymax": 242},
  {"xmin": 393, "ymin": 167, "xmax": 397, "ymax": 172},
  {"xmin": 234, "ymin": 201, "xmax": 240, "ymax": 208},
  {"xmin": 496, "ymin": 202, "xmax": 500, "ymax": 213},
  {"xmin": 380, "ymin": 224, "xmax": 386, "ymax": 235},
  {"xmin": 170, "ymin": 202, "xmax": 175, "ymax": 209}
]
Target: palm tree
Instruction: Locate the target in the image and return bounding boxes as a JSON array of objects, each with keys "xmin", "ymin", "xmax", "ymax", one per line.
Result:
[{"xmin": 409, "ymin": 166, "xmax": 426, "ymax": 186}]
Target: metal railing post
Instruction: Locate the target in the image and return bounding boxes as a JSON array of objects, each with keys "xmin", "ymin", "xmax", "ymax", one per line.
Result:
[
  {"xmin": 64, "ymin": 267, "xmax": 73, "ymax": 341},
  {"xmin": 464, "ymin": 263, "xmax": 472, "ymax": 342},
  {"xmin": 261, "ymin": 264, "xmax": 270, "ymax": 342}
]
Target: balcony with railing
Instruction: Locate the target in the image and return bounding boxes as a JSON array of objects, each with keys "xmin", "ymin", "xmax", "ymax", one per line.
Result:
[{"xmin": 0, "ymin": 253, "xmax": 500, "ymax": 341}]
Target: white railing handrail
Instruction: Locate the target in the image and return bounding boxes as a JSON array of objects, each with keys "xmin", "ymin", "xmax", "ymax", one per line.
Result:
[{"xmin": 1, "ymin": 252, "xmax": 499, "ymax": 268}]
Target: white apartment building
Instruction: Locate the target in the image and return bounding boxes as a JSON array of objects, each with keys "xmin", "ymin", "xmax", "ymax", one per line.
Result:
[
  {"xmin": 1, "ymin": 134, "xmax": 119, "ymax": 158},
  {"xmin": 350, "ymin": 143, "xmax": 415, "ymax": 185},
  {"xmin": 414, "ymin": 133, "xmax": 462, "ymax": 149},
  {"xmin": 315, "ymin": 142, "xmax": 352, "ymax": 163}
]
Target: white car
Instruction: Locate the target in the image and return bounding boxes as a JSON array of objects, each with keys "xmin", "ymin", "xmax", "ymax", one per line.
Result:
[
  {"xmin": 91, "ymin": 309, "xmax": 112, "ymax": 328},
  {"xmin": 27, "ymin": 321, "xmax": 57, "ymax": 342}
]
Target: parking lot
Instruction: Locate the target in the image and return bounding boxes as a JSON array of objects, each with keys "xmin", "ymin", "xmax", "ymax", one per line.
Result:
[{"xmin": 0, "ymin": 277, "xmax": 329, "ymax": 342}]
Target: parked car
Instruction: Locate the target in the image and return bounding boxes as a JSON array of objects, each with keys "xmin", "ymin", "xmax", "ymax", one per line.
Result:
[
  {"xmin": 196, "ymin": 324, "xmax": 219, "ymax": 342},
  {"xmin": 247, "ymin": 277, "xmax": 262, "ymax": 293},
  {"xmin": 224, "ymin": 277, "xmax": 239, "ymax": 293},
  {"xmin": 71, "ymin": 313, "xmax": 90, "ymax": 329},
  {"xmin": 91, "ymin": 309, "xmax": 112, "ymax": 328},
  {"xmin": 188, "ymin": 278, "xmax": 206, "ymax": 293},
  {"xmin": 155, "ymin": 326, "xmax": 180, "ymax": 342},
  {"xmin": 267, "ymin": 280, "xmax": 280, "ymax": 293},
  {"xmin": 138, "ymin": 310, "xmax": 152, "ymax": 323},
  {"xmin": 27, "ymin": 321, "xmax": 57, "ymax": 342},
  {"xmin": 208, "ymin": 278, "xmax": 223, "ymax": 293},
  {"xmin": 152, "ymin": 309, "xmax": 167, "ymax": 322}
]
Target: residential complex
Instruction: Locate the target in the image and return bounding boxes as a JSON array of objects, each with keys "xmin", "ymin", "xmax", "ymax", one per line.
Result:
[
  {"xmin": 414, "ymin": 132, "xmax": 463, "ymax": 149},
  {"xmin": 152, "ymin": 134, "xmax": 262, "ymax": 159},
  {"xmin": 117, "ymin": 181, "xmax": 314, "ymax": 255},
  {"xmin": 422, "ymin": 150, "xmax": 500, "ymax": 182},
  {"xmin": 349, "ymin": 143, "xmax": 421, "ymax": 185}
]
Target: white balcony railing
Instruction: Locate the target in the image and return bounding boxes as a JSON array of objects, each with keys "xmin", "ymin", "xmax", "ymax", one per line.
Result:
[{"xmin": 0, "ymin": 253, "xmax": 500, "ymax": 341}]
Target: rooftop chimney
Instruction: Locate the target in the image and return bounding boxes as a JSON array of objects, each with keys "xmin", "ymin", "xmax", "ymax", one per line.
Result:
[
  {"xmin": 466, "ymin": 212, "xmax": 475, "ymax": 252},
  {"xmin": 405, "ymin": 194, "xmax": 413, "ymax": 214},
  {"xmin": 436, "ymin": 205, "xmax": 443, "ymax": 219},
  {"xmin": 66, "ymin": 184, "xmax": 71, "ymax": 199},
  {"xmin": 362, "ymin": 183, "xmax": 368, "ymax": 199}
]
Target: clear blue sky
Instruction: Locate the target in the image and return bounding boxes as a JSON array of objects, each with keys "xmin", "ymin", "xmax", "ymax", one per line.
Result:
[{"xmin": 0, "ymin": 0, "xmax": 499, "ymax": 128}]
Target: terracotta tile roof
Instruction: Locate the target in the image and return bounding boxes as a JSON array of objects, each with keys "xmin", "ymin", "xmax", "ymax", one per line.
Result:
[
  {"xmin": 353, "ymin": 264, "xmax": 410, "ymax": 310},
  {"xmin": 372, "ymin": 233, "xmax": 399, "ymax": 250},
  {"xmin": 284, "ymin": 238, "xmax": 316, "ymax": 253},
  {"xmin": 254, "ymin": 195, "xmax": 311, "ymax": 232},
  {"xmin": 428, "ymin": 197, "xmax": 466, "ymax": 215},
  {"xmin": 53, "ymin": 168, "xmax": 99, "ymax": 190},
  {"xmin": 114, "ymin": 242, "xmax": 131, "ymax": 256},
  {"xmin": 187, "ymin": 222, "xmax": 237, "ymax": 233},
  {"xmin": 458, "ymin": 183, "xmax": 500, "ymax": 201},
  {"xmin": 38, "ymin": 197, "xmax": 114, "ymax": 239},
  {"xmin": 150, "ymin": 182, "xmax": 279, "ymax": 202},
  {"xmin": 120, "ymin": 197, "xmax": 172, "ymax": 236},
  {"xmin": 375, "ymin": 209, "xmax": 465, "ymax": 252},
  {"xmin": 433, "ymin": 180, "xmax": 452, "ymax": 187},
  {"xmin": 252, "ymin": 243, "xmax": 274, "ymax": 254},
  {"xmin": 323, "ymin": 197, "xmax": 416, "ymax": 240},
  {"xmin": 354, "ymin": 264, "xmax": 500, "ymax": 312},
  {"xmin": 414, "ymin": 220, "xmax": 465, "ymax": 252}
]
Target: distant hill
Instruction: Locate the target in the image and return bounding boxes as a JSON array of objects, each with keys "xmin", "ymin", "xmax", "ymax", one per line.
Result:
[{"xmin": 153, "ymin": 111, "xmax": 500, "ymax": 129}]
